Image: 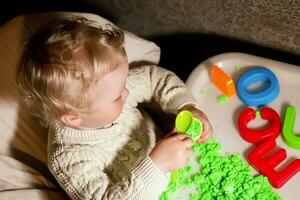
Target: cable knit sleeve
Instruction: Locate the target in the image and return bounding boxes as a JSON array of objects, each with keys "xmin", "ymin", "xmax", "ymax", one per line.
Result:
[
  {"xmin": 128, "ymin": 65, "xmax": 198, "ymax": 114},
  {"xmin": 48, "ymin": 147, "xmax": 168, "ymax": 200}
]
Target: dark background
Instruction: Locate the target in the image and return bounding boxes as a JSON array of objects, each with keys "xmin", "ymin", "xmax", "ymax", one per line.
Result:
[{"xmin": 2, "ymin": 0, "xmax": 300, "ymax": 81}]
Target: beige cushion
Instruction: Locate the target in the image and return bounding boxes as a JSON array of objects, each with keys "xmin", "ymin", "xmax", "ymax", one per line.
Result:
[{"xmin": 0, "ymin": 12, "xmax": 160, "ymax": 192}]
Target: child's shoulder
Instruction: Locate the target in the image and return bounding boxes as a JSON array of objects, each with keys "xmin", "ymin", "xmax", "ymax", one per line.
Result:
[
  {"xmin": 128, "ymin": 64, "xmax": 167, "ymax": 77},
  {"xmin": 128, "ymin": 64, "xmax": 150, "ymax": 74}
]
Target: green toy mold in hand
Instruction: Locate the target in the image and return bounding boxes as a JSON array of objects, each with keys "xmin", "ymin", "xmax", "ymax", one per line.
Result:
[
  {"xmin": 175, "ymin": 110, "xmax": 203, "ymax": 142},
  {"xmin": 171, "ymin": 110, "xmax": 203, "ymax": 182}
]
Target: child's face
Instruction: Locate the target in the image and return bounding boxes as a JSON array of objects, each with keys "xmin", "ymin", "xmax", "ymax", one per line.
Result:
[{"xmin": 77, "ymin": 58, "xmax": 129, "ymax": 129}]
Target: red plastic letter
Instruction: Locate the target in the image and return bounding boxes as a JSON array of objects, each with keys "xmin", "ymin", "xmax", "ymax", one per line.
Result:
[
  {"xmin": 238, "ymin": 107, "xmax": 281, "ymax": 143},
  {"xmin": 248, "ymin": 138, "xmax": 300, "ymax": 188}
]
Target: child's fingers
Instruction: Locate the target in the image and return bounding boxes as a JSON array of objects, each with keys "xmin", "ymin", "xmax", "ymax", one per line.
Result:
[
  {"xmin": 198, "ymin": 130, "xmax": 212, "ymax": 143},
  {"xmin": 198, "ymin": 136, "xmax": 207, "ymax": 143},
  {"xmin": 174, "ymin": 134, "xmax": 189, "ymax": 140},
  {"xmin": 182, "ymin": 137, "xmax": 193, "ymax": 148},
  {"xmin": 185, "ymin": 148, "xmax": 193, "ymax": 157},
  {"xmin": 164, "ymin": 128, "xmax": 178, "ymax": 138},
  {"xmin": 171, "ymin": 127, "xmax": 177, "ymax": 132}
]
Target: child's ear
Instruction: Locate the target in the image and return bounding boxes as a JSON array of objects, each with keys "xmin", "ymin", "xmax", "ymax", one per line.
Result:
[{"xmin": 60, "ymin": 113, "xmax": 82, "ymax": 127}]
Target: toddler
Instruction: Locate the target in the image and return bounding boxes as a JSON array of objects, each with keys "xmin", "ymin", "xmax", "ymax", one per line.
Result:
[{"xmin": 16, "ymin": 17, "xmax": 213, "ymax": 200}]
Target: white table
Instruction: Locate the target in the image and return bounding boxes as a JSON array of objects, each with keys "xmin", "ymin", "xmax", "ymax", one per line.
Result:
[{"xmin": 185, "ymin": 52, "xmax": 300, "ymax": 200}]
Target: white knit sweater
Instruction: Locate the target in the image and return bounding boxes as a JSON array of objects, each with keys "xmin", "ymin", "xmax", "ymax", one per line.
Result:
[{"xmin": 47, "ymin": 65, "xmax": 198, "ymax": 200}]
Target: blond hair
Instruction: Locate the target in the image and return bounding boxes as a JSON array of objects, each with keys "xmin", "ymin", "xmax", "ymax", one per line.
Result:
[{"xmin": 16, "ymin": 17, "xmax": 126, "ymax": 127}]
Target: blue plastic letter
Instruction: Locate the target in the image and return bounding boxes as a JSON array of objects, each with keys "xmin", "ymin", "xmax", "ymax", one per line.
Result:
[{"xmin": 237, "ymin": 67, "xmax": 279, "ymax": 107}]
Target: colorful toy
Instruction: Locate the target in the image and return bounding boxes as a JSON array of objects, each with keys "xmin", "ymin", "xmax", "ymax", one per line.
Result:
[
  {"xmin": 211, "ymin": 65, "xmax": 236, "ymax": 97},
  {"xmin": 282, "ymin": 105, "xmax": 300, "ymax": 149},
  {"xmin": 238, "ymin": 106, "xmax": 300, "ymax": 188},
  {"xmin": 248, "ymin": 138, "xmax": 300, "ymax": 188},
  {"xmin": 236, "ymin": 67, "xmax": 279, "ymax": 107},
  {"xmin": 238, "ymin": 107, "xmax": 281, "ymax": 144},
  {"xmin": 175, "ymin": 110, "xmax": 203, "ymax": 142}
]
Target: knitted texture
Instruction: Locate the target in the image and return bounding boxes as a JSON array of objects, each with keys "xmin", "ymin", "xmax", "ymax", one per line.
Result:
[{"xmin": 47, "ymin": 65, "xmax": 198, "ymax": 200}]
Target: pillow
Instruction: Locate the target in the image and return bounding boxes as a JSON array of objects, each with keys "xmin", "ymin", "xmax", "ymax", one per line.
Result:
[
  {"xmin": 22, "ymin": 12, "xmax": 161, "ymax": 64},
  {"xmin": 0, "ymin": 12, "xmax": 160, "ymax": 192}
]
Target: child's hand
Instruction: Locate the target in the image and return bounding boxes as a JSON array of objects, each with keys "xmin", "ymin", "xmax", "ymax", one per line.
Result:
[
  {"xmin": 149, "ymin": 130, "xmax": 193, "ymax": 174},
  {"xmin": 179, "ymin": 104, "xmax": 214, "ymax": 143}
]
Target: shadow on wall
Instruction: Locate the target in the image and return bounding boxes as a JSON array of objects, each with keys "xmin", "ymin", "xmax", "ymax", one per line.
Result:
[
  {"xmin": 0, "ymin": 0, "xmax": 113, "ymax": 25},
  {"xmin": 2, "ymin": 1, "xmax": 300, "ymax": 83},
  {"xmin": 151, "ymin": 33, "xmax": 300, "ymax": 81}
]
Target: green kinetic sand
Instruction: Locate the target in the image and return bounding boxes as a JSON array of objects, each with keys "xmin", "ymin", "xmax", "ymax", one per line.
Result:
[
  {"xmin": 235, "ymin": 66, "xmax": 241, "ymax": 72},
  {"xmin": 200, "ymin": 90, "xmax": 205, "ymax": 96},
  {"xmin": 160, "ymin": 138, "xmax": 282, "ymax": 200},
  {"xmin": 255, "ymin": 111, "xmax": 261, "ymax": 119},
  {"xmin": 217, "ymin": 96, "xmax": 228, "ymax": 104}
]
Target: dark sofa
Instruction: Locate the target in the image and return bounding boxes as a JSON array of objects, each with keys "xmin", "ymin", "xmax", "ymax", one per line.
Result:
[{"xmin": 1, "ymin": 0, "xmax": 300, "ymax": 80}]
